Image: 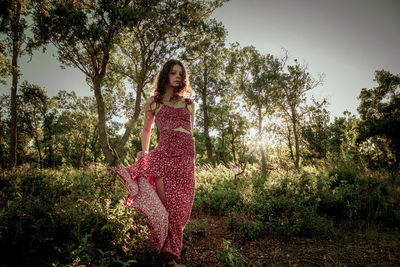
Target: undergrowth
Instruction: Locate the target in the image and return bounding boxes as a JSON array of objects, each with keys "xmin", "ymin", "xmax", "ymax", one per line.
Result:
[
  {"xmin": 0, "ymin": 160, "xmax": 399, "ymax": 266},
  {"xmin": 0, "ymin": 164, "xmax": 157, "ymax": 266},
  {"xmin": 194, "ymin": 161, "xmax": 400, "ymax": 241}
]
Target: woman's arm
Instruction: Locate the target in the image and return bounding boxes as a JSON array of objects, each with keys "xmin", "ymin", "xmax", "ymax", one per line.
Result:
[
  {"xmin": 141, "ymin": 97, "xmax": 155, "ymax": 152},
  {"xmin": 189, "ymin": 101, "xmax": 195, "ymax": 132}
]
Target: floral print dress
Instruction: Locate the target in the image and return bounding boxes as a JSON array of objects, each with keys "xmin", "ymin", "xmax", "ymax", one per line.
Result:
[{"xmin": 114, "ymin": 98, "xmax": 195, "ymax": 261}]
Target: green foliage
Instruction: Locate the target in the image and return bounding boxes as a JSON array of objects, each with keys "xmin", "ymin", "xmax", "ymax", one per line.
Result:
[
  {"xmin": 183, "ymin": 219, "xmax": 209, "ymax": 244},
  {"xmin": 327, "ymin": 111, "xmax": 359, "ymax": 160},
  {"xmin": 277, "ymin": 58, "xmax": 325, "ymax": 169},
  {"xmin": 327, "ymin": 158, "xmax": 360, "ymax": 186},
  {"xmin": 357, "ymin": 70, "xmax": 400, "ymax": 177},
  {"xmin": 228, "ymin": 215, "xmax": 265, "ymax": 241},
  {"xmin": 234, "ymin": 175, "xmax": 333, "ymax": 239},
  {"xmin": 0, "ymin": 50, "xmax": 10, "ymax": 84},
  {"xmin": 1, "ymin": 159, "xmax": 399, "ymax": 265},
  {"xmin": 0, "ymin": 164, "xmax": 155, "ymax": 266},
  {"xmin": 194, "ymin": 163, "xmax": 243, "ymax": 213},
  {"xmin": 195, "ymin": 161, "xmax": 400, "ymax": 242},
  {"xmin": 217, "ymin": 239, "xmax": 247, "ymax": 267},
  {"xmin": 301, "ymin": 97, "xmax": 330, "ymax": 163},
  {"xmin": 255, "ymin": 196, "xmax": 331, "ymax": 239},
  {"xmin": 318, "ymin": 160, "xmax": 398, "ymax": 227}
]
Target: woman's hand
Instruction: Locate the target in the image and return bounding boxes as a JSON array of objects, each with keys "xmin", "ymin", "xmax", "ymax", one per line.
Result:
[{"xmin": 137, "ymin": 151, "xmax": 148, "ymax": 159}]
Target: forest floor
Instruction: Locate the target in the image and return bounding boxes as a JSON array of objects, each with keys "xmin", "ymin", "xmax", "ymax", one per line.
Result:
[{"xmin": 179, "ymin": 210, "xmax": 400, "ymax": 267}]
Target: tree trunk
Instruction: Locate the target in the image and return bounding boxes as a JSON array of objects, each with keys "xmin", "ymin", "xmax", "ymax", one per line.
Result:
[
  {"xmin": 79, "ymin": 130, "xmax": 89, "ymax": 169},
  {"xmin": 258, "ymin": 107, "xmax": 267, "ymax": 175},
  {"xmin": 33, "ymin": 134, "xmax": 43, "ymax": 169},
  {"xmin": 90, "ymin": 125, "xmax": 99, "ymax": 163},
  {"xmin": 229, "ymin": 120, "xmax": 237, "ymax": 165},
  {"xmin": 287, "ymin": 123, "xmax": 295, "ymax": 166},
  {"xmin": 221, "ymin": 128, "xmax": 226, "ymax": 163},
  {"xmin": 115, "ymin": 80, "xmax": 143, "ymax": 161},
  {"xmin": 202, "ymin": 84, "xmax": 214, "ymax": 166},
  {"xmin": 8, "ymin": 2, "xmax": 22, "ymax": 169},
  {"xmin": 47, "ymin": 141, "xmax": 53, "ymax": 168},
  {"xmin": 291, "ymin": 111, "xmax": 300, "ymax": 170},
  {"xmin": 92, "ymin": 78, "xmax": 116, "ymax": 166}
]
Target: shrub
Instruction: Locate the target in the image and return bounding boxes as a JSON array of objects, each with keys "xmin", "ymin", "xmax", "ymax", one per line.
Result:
[
  {"xmin": 0, "ymin": 165, "xmax": 156, "ymax": 266},
  {"xmin": 328, "ymin": 159, "xmax": 361, "ymax": 187},
  {"xmin": 195, "ymin": 163, "xmax": 243, "ymax": 214},
  {"xmin": 218, "ymin": 239, "xmax": 247, "ymax": 267}
]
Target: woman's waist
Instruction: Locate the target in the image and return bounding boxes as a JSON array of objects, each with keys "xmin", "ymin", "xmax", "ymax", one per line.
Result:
[
  {"xmin": 160, "ymin": 127, "xmax": 192, "ymax": 137},
  {"xmin": 158, "ymin": 129, "xmax": 195, "ymax": 147},
  {"xmin": 156, "ymin": 133, "xmax": 195, "ymax": 157}
]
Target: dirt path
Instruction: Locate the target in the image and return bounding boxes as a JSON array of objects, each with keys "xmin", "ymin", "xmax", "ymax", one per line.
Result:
[{"xmin": 181, "ymin": 211, "xmax": 400, "ymax": 266}]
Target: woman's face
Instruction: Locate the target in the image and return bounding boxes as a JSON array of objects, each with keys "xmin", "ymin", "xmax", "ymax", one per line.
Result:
[{"xmin": 168, "ymin": 64, "xmax": 183, "ymax": 88}]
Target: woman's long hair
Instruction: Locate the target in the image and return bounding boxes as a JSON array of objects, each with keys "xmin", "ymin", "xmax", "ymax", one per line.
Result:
[{"xmin": 150, "ymin": 59, "xmax": 192, "ymax": 110}]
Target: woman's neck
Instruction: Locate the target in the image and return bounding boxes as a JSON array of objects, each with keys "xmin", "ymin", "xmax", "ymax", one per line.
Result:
[
  {"xmin": 163, "ymin": 86, "xmax": 181, "ymax": 102},
  {"xmin": 164, "ymin": 86, "xmax": 174, "ymax": 100}
]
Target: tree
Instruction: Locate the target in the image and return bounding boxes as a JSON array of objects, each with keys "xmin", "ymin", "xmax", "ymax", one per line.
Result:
[
  {"xmin": 51, "ymin": 90, "xmax": 99, "ymax": 167},
  {"xmin": 31, "ymin": 0, "xmax": 227, "ymax": 166},
  {"xmin": 42, "ymin": 107, "xmax": 58, "ymax": 168},
  {"xmin": 30, "ymin": 0, "xmax": 159, "ymax": 166},
  {"xmin": 327, "ymin": 110, "xmax": 359, "ymax": 161},
  {"xmin": 278, "ymin": 58, "xmax": 324, "ymax": 170},
  {"xmin": 213, "ymin": 92, "xmax": 246, "ymax": 165},
  {"xmin": 357, "ymin": 70, "xmax": 400, "ymax": 179},
  {"xmin": 1, "ymin": 0, "xmax": 31, "ymax": 169},
  {"xmin": 234, "ymin": 45, "xmax": 283, "ymax": 175},
  {"xmin": 301, "ymin": 97, "xmax": 330, "ymax": 165},
  {"xmin": 18, "ymin": 82, "xmax": 48, "ymax": 168},
  {"xmin": 183, "ymin": 18, "xmax": 229, "ymax": 166},
  {"xmin": 0, "ymin": 95, "xmax": 8, "ymax": 169},
  {"xmin": 225, "ymin": 102, "xmax": 249, "ymax": 167},
  {"xmin": 108, "ymin": 0, "xmax": 225, "ymax": 159}
]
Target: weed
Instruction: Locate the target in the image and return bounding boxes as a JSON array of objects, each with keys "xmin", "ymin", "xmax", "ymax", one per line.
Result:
[{"xmin": 217, "ymin": 239, "xmax": 247, "ymax": 267}]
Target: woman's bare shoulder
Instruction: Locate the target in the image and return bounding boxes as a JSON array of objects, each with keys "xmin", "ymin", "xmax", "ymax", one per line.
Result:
[
  {"xmin": 185, "ymin": 98, "xmax": 194, "ymax": 105},
  {"xmin": 185, "ymin": 98, "xmax": 194, "ymax": 114},
  {"xmin": 144, "ymin": 96, "xmax": 158, "ymax": 111}
]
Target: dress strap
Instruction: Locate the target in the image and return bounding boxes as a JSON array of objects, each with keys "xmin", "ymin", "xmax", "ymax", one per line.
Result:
[
  {"xmin": 184, "ymin": 98, "xmax": 193, "ymax": 106},
  {"xmin": 184, "ymin": 98, "xmax": 194, "ymax": 113},
  {"xmin": 154, "ymin": 95, "xmax": 163, "ymax": 104}
]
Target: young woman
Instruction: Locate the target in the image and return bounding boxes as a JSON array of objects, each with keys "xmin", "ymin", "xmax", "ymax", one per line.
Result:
[{"xmin": 114, "ymin": 59, "xmax": 195, "ymax": 267}]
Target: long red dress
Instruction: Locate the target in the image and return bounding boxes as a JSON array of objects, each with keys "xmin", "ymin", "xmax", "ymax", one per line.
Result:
[{"xmin": 114, "ymin": 98, "xmax": 196, "ymax": 261}]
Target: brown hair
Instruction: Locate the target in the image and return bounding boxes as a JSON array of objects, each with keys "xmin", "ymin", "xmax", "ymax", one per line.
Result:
[{"xmin": 149, "ymin": 59, "xmax": 192, "ymax": 110}]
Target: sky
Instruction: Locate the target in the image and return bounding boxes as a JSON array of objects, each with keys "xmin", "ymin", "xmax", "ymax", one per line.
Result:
[
  {"xmin": 210, "ymin": 0, "xmax": 400, "ymax": 120},
  {"xmin": 1, "ymin": 0, "xmax": 399, "ymax": 121}
]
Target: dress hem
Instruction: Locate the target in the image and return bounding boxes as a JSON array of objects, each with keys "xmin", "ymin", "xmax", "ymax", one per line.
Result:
[{"xmin": 113, "ymin": 162, "xmax": 169, "ymax": 253}]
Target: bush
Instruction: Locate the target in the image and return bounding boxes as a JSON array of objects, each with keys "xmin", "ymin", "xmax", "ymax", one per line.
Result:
[
  {"xmin": 218, "ymin": 239, "xmax": 247, "ymax": 267},
  {"xmin": 0, "ymin": 165, "xmax": 156, "ymax": 266},
  {"xmin": 196, "ymin": 163, "xmax": 399, "ymax": 241},
  {"xmin": 238, "ymin": 218, "xmax": 265, "ymax": 241},
  {"xmin": 327, "ymin": 159, "xmax": 361, "ymax": 187},
  {"xmin": 194, "ymin": 163, "xmax": 243, "ymax": 214},
  {"xmin": 318, "ymin": 163, "xmax": 399, "ymax": 228}
]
